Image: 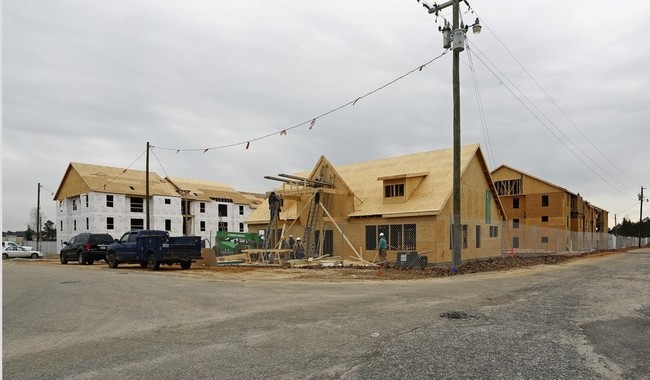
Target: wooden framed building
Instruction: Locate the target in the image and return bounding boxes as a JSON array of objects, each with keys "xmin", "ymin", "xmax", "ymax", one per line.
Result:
[
  {"xmin": 246, "ymin": 144, "xmax": 506, "ymax": 264},
  {"xmin": 491, "ymin": 165, "xmax": 609, "ymax": 253}
]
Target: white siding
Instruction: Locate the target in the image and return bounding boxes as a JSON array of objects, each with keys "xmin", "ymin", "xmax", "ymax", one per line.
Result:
[{"xmin": 56, "ymin": 192, "xmax": 258, "ymax": 251}]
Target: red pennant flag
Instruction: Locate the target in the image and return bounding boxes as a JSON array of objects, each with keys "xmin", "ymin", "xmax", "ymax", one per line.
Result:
[
  {"xmin": 310, "ymin": 119, "xmax": 316, "ymax": 129},
  {"xmin": 245, "ymin": 141, "xmax": 250, "ymax": 149},
  {"xmin": 203, "ymin": 148, "xmax": 208, "ymax": 153},
  {"xmin": 419, "ymin": 65, "xmax": 424, "ymax": 71},
  {"xmin": 280, "ymin": 130, "xmax": 287, "ymax": 136},
  {"xmin": 353, "ymin": 97, "xmax": 361, "ymax": 106}
]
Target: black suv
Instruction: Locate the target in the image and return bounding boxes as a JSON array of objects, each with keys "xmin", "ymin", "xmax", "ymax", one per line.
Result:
[{"xmin": 60, "ymin": 233, "xmax": 115, "ymax": 265}]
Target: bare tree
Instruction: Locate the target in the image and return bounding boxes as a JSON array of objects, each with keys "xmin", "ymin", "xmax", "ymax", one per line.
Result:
[{"xmin": 29, "ymin": 207, "xmax": 45, "ymax": 237}]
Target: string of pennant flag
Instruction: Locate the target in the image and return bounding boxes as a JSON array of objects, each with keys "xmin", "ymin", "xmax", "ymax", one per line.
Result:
[{"xmin": 152, "ymin": 50, "xmax": 448, "ymax": 153}]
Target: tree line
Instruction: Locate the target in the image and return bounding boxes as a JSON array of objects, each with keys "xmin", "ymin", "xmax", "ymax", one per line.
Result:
[
  {"xmin": 21, "ymin": 220, "xmax": 57, "ymax": 241},
  {"xmin": 609, "ymin": 217, "xmax": 650, "ymax": 238}
]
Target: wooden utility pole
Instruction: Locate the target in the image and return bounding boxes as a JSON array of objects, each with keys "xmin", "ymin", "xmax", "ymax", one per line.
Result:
[
  {"xmin": 36, "ymin": 183, "xmax": 41, "ymax": 251},
  {"xmin": 451, "ymin": 0, "xmax": 462, "ymax": 270},
  {"xmin": 639, "ymin": 186, "xmax": 645, "ymax": 248},
  {"xmin": 419, "ymin": 0, "xmax": 480, "ymax": 270},
  {"xmin": 146, "ymin": 141, "xmax": 150, "ymax": 230}
]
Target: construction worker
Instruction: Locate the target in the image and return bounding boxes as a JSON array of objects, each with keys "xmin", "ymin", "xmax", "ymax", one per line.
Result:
[
  {"xmin": 269, "ymin": 191, "xmax": 280, "ymax": 221},
  {"xmin": 294, "ymin": 237, "xmax": 305, "ymax": 259},
  {"xmin": 288, "ymin": 235, "xmax": 295, "ymax": 250},
  {"xmin": 378, "ymin": 232, "xmax": 388, "ymax": 262}
]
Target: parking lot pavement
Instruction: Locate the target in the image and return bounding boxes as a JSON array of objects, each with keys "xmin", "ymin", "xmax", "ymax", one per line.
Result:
[{"xmin": 3, "ymin": 248, "xmax": 649, "ymax": 379}]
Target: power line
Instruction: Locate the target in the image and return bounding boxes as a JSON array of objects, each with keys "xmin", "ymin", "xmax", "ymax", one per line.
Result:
[
  {"xmin": 469, "ymin": 40, "xmax": 635, "ymax": 198},
  {"xmin": 466, "ymin": 43, "xmax": 495, "ymax": 169},
  {"xmin": 150, "ymin": 148, "xmax": 169, "ymax": 179},
  {"xmin": 39, "ymin": 184, "xmax": 56, "ymax": 196},
  {"xmin": 614, "ymin": 202, "xmax": 640, "ymax": 215},
  {"xmin": 90, "ymin": 148, "xmax": 148, "ymax": 192},
  {"xmin": 472, "ymin": 10, "xmax": 639, "ymax": 191},
  {"xmin": 468, "ymin": 46, "xmax": 634, "ymax": 201},
  {"xmin": 152, "ymin": 51, "xmax": 449, "ymax": 152}
]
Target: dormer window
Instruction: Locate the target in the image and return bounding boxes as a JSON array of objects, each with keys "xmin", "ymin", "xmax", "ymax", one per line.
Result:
[
  {"xmin": 385, "ymin": 183, "xmax": 405, "ymax": 198},
  {"xmin": 378, "ymin": 171, "xmax": 428, "ymax": 204}
]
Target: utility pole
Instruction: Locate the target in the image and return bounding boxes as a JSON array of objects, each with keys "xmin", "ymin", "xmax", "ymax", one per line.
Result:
[
  {"xmin": 451, "ymin": 0, "xmax": 462, "ymax": 271},
  {"xmin": 36, "ymin": 183, "xmax": 41, "ymax": 251},
  {"xmin": 418, "ymin": 0, "xmax": 481, "ymax": 270},
  {"xmin": 146, "ymin": 141, "xmax": 151, "ymax": 230},
  {"xmin": 639, "ymin": 186, "xmax": 646, "ymax": 247}
]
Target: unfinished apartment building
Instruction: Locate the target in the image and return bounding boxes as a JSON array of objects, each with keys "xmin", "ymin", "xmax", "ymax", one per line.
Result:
[{"xmin": 491, "ymin": 165, "xmax": 608, "ymax": 253}]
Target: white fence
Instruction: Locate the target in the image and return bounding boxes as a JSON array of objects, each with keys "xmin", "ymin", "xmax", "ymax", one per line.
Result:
[
  {"xmin": 609, "ymin": 235, "xmax": 649, "ymax": 249},
  {"xmin": 500, "ymin": 220, "xmax": 648, "ymax": 256},
  {"xmin": 24, "ymin": 241, "xmax": 59, "ymax": 256}
]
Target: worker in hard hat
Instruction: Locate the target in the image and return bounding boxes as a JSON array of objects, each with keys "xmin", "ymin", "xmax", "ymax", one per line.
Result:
[
  {"xmin": 378, "ymin": 232, "xmax": 388, "ymax": 262},
  {"xmin": 288, "ymin": 235, "xmax": 295, "ymax": 250},
  {"xmin": 294, "ymin": 237, "xmax": 305, "ymax": 260}
]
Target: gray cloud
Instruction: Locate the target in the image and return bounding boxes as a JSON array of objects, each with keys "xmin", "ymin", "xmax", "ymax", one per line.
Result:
[{"xmin": 3, "ymin": 0, "xmax": 650, "ymax": 230}]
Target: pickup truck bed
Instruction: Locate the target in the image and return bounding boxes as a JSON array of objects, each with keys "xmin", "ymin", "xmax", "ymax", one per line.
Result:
[{"xmin": 106, "ymin": 230, "xmax": 202, "ymax": 270}]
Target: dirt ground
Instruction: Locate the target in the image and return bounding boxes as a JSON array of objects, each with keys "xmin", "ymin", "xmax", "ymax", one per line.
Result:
[
  {"xmin": 16, "ymin": 248, "xmax": 633, "ymax": 282},
  {"xmin": 196, "ymin": 249, "xmax": 626, "ymax": 281}
]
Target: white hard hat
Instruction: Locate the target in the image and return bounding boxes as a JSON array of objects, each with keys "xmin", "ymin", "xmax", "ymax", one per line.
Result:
[
  {"xmin": 379, "ymin": 232, "xmax": 384, "ymax": 236},
  {"xmin": 297, "ymin": 237, "xmax": 301, "ymax": 240},
  {"xmin": 289, "ymin": 235, "xmax": 293, "ymax": 238}
]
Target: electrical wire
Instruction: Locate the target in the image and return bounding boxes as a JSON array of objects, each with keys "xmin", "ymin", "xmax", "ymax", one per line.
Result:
[
  {"xmin": 90, "ymin": 148, "xmax": 148, "ymax": 192},
  {"xmin": 471, "ymin": 10, "xmax": 640, "ymax": 191},
  {"xmin": 150, "ymin": 148, "xmax": 169, "ymax": 179},
  {"xmin": 465, "ymin": 42, "xmax": 495, "ymax": 169},
  {"xmin": 469, "ymin": 40, "xmax": 634, "ymax": 198},
  {"xmin": 467, "ymin": 47, "xmax": 634, "ymax": 201},
  {"xmin": 614, "ymin": 202, "xmax": 640, "ymax": 215},
  {"xmin": 152, "ymin": 51, "xmax": 449, "ymax": 152},
  {"xmin": 39, "ymin": 184, "xmax": 56, "ymax": 196}
]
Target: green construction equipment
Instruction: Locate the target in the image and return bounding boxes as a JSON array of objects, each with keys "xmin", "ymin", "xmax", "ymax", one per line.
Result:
[{"xmin": 212, "ymin": 231, "xmax": 263, "ymax": 256}]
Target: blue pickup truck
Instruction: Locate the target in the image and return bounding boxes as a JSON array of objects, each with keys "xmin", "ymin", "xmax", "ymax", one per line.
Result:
[{"xmin": 106, "ymin": 230, "xmax": 202, "ymax": 270}]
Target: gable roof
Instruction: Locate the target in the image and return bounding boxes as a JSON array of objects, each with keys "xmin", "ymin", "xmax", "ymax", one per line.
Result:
[
  {"xmin": 54, "ymin": 163, "xmax": 264, "ymax": 207},
  {"xmin": 248, "ymin": 144, "xmax": 505, "ymax": 221},
  {"xmin": 54, "ymin": 162, "xmax": 177, "ymax": 201},
  {"xmin": 491, "ymin": 164, "xmax": 575, "ymax": 196},
  {"xmin": 338, "ymin": 144, "xmax": 498, "ymax": 217},
  {"xmin": 165, "ymin": 177, "xmax": 253, "ymax": 204}
]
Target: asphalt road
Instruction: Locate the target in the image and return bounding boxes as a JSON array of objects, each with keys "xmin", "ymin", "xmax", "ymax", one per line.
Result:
[{"xmin": 3, "ymin": 249, "xmax": 649, "ymax": 380}]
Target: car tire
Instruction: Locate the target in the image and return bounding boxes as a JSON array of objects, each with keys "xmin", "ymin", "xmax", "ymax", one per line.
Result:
[
  {"xmin": 106, "ymin": 252, "xmax": 118, "ymax": 268},
  {"xmin": 140, "ymin": 262, "xmax": 148, "ymax": 268},
  {"xmin": 60, "ymin": 253, "xmax": 68, "ymax": 264},
  {"xmin": 2, "ymin": 253, "xmax": 8, "ymax": 260},
  {"xmin": 180, "ymin": 261, "xmax": 192, "ymax": 270},
  {"xmin": 78, "ymin": 252, "xmax": 86, "ymax": 265},
  {"xmin": 31, "ymin": 253, "xmax": 39, "ymax": 259},
  {"xmin": 147, "ymin": 254, "xmax": 160, "ymax": 271}
]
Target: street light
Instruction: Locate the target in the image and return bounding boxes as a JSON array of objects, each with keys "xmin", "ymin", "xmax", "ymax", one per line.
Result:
[
  {"xmin": 418, "ymin": 0, "xmax": 480, "ymax": 271},
  {"xmin": 471, "ymin": 18, "xmax": 482, "ymax": 34}
]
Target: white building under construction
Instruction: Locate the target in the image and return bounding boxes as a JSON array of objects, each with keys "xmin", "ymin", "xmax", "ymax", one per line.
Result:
[{"xmin": 53, "ymin": 162, "xmax": 264, "ymax": 249}]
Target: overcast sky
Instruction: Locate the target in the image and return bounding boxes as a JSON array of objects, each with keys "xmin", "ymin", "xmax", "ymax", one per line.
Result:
[{"xmin": 3, "ymin": 0, "xmax": 649, "ymax": 232}]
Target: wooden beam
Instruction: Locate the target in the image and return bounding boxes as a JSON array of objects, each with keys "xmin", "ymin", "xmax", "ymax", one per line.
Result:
[
  {"xmin": 318, "ymin": 202, "xmax": 363, "ymax": 261},
  {"xmin": 278, "ymin": 173, "xmax": 332, "ymax": 188},
  {"xmin": 264, "ymin": 176, "xmax": 302, "ymax": 185}
]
